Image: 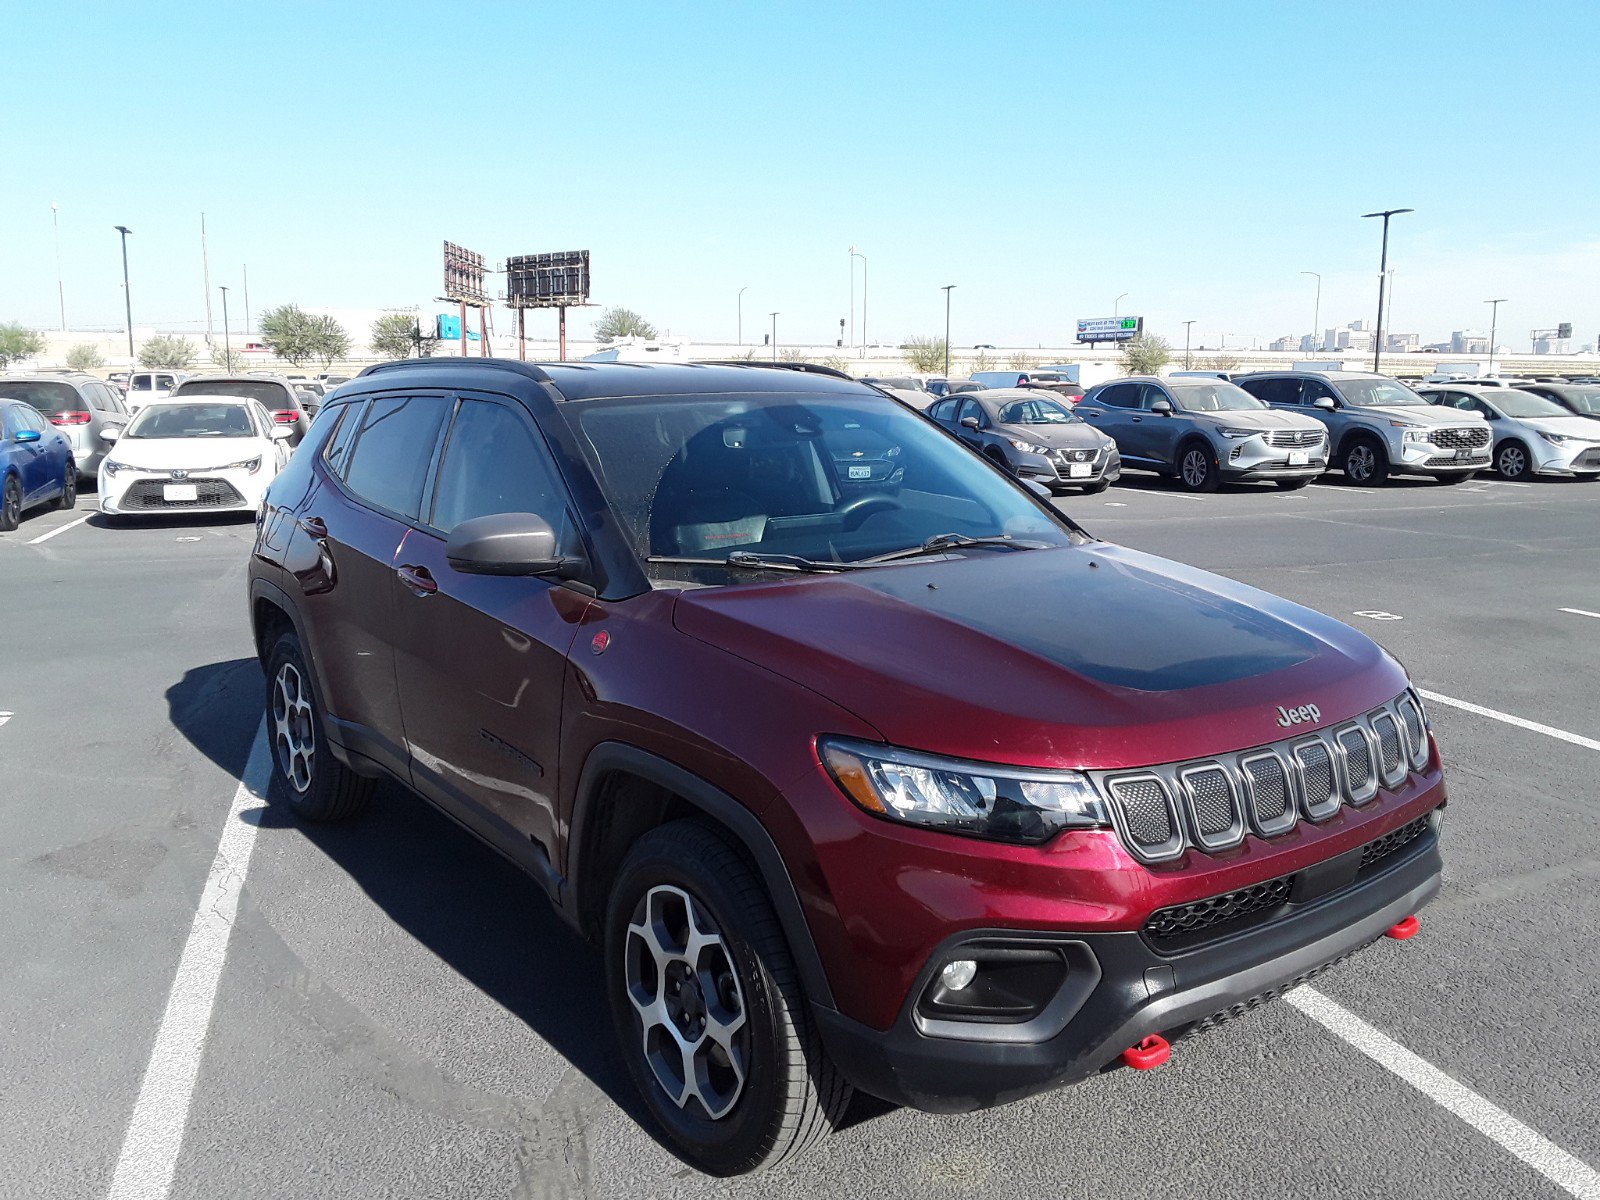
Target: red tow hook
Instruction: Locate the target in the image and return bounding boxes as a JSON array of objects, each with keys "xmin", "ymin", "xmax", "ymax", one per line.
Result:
[
  {"xmin": 1386, "ymin": 914, "xmax": 1421, "ymax": 941},
  {"xmin": 1122, "ymin": 1034, "xmax": 1171, "ymax": 1071}
]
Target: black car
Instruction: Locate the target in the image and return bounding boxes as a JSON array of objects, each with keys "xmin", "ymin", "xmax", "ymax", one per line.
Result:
[
  {"xmin": 927, "ymin": 388, "xmax": 1119, "ymax": 493},
  {"xmin": 1515, "ymin": 381, "xmax": 1600, "ymax": 421}
]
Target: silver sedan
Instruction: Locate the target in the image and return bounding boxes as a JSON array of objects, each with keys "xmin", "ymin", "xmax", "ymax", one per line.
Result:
[{"xmin": 1419, "ymin": 385, "xmax": 1600, "ymax": 480}]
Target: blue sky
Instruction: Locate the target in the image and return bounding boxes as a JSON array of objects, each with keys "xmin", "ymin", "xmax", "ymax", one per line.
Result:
[{"xmin": 4, "ymin": 1, "xmax": 1597, "ymax": 349}]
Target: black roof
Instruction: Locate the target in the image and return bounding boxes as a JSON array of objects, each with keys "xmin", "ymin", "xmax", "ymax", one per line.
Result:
[{"xmin": 354, "ymin": 357, "xmax": 870, "ymax": 402}]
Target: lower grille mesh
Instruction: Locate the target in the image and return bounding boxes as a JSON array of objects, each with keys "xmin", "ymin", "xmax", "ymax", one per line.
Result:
[{"xmin": 1144, "ymin": 877, "xmax": 1292, "ymax": 940}]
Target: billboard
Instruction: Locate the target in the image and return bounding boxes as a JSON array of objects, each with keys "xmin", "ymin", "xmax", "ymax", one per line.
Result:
[
  {"xmin": 1076, "ymin": 316, "xmax": 1143, "ymax": 344},
  {"xmin": 443, "ymin": 241, "xmax": 487, "ymax": 304},
  {"xmin": 507, "ymin": 250, "xmax": 591, "ymax": 308},
  {"xmin": 436, "ymin": 314, "xmax": 480, "ymax": 341}
]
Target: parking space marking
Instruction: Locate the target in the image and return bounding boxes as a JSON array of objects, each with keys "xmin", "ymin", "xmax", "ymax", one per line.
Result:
[
  {"xmin": 1418, "ymin": 689, "xmax": 1600, "ymax": 754},
  {"xmin": 0, "ymin": 711, "xmax": 12, "ymax": 728},
  {"xmin": 1290, "ymin": 988, "xmax": 1600, "ymax": 1199},
  {"xmin": 1559, "ymin": 607, "xmax": 1600, "ymax": 621},
  {"xmin": 27, "ymin": 513, "xmax": 93, "ymax": 545},
  {"xmin": 1309, "ymin": 483, "xmax": 1380, "ymax": 497},
  {"xmin": 107, "ymin": 723, "xmax": 270, "ymax": 1200}
]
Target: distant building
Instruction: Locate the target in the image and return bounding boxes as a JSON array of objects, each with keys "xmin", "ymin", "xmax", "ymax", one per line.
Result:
[
  {"xmin": 1384, "ymin": 332, "xmax": 1419, "ymax": 352},
  {"xmin": 1324, "ymin": 325, "xmax": 1374, "ymax": 352},
  {"xmin": 1532, "ymin": 337, "xmax": 1572, "ymax": 355},
  {"xmin": 1269, "ymin": 335, "xmax": 1299, "ymax": 352},
  {"xmin": 1450, "ymin": 330, "xmax": 1489, "ymax": 354},
  {"xmin": 1300, "ymin": 334, "xmax": 1320, "ymax": 353}
]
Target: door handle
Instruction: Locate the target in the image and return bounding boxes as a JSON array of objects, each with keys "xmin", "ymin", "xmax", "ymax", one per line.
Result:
[
  {"xmin": 1131, "ymin": 416, "xmax": 1143, "ymax": 423},
  {"xmin": 297, "ymin": 515, "xmax": 328, "ymax": 539},
  {"xmin": 396, "ymin": 564, "xmax": 438, "ymax": 596}
]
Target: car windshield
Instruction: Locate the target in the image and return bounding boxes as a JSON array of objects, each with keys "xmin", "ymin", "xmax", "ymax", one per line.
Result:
[
  {"xmin": 566, "ymin": 391, "xmax": 1080, "ymax": 579},
  {"xmin": 125, "ymin": 403, "xmax": 255, "ymax": 439},
  {"xmin": 0, "ymin": 380, "xmax": 80, "ymax": 414},
  {"xmin": 1555, "ymin": 388, "xmax": 1600, "ymax": 415},
  {"xmin": 1333, "ymin": 378, "xmax": 1428, "ymax": 407},
  {"xmin": 1169, "ymin": 382, "xmax": 1265, "ymax": 412},
  {"xmin": 174, "ymin": 379, "xmax": 291, "ymax": 407},
  {"xmin": 1492, "ymin": 390, "xmax": 1572, "ymax": 419},
  {"xmin": 998, "ymin": 397, "xmax": 1078, "ymax": 425}
]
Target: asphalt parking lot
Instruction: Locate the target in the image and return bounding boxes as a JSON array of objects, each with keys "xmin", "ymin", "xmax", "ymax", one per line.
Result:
[{"xmin": 3, "ymin": 473, "xmax": 1598, "ymax": 1200}]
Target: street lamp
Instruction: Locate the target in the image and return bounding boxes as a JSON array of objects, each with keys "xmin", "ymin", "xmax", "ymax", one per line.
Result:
[
  {"xmin": 219, "ymin": 285, "xmax": 232, "ymax": 371},
  {"xmin": 737, "ymin": 286, "xmax": 748, "ymax": 345},
  {"xmin": 770, "ymin": 312, "xmax": 779, "ymax": 362},
  {"xmin": 1301, "ymin": 271, "xmax": 1321, "ymax": 351},
  {"xmin": 941, "ymin": 285, "xmax": 956, "ymax": 378},
  {"xmin": 51, "ymin": 202, "xmax": 65, "ymax": 331},
  {"xmin": 850, "ymin": 249, "xmax": 867, "ymax": 351},
  {"xmin": 1183, "ymin": 320, "xmax": 1196, "ymax": 369},
  {"xmin": 114, "ymin": 225, "xmax": 134, "ymax": 363},
  {"xmin": 1114, "ymin": 292, "xmax": 1129, "ymax": 318},
  {"xmin": 1484, "ymin": 298, "xmax": 1508, "ymax": 374},
  {"xmin": 1360, "ymin": 208, "xmax": 1413, "ymax": 372}
]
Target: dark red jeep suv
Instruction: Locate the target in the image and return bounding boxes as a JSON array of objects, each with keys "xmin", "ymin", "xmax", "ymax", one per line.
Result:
[{"xmin": 248, "ymin": 360, "xmax": 1444, "ymax": 1175}]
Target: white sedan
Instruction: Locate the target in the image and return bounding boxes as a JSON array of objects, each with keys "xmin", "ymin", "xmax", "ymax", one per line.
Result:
[{"xmin": 97, "ymin": 397, "xmax": 293, "ymax": 519}]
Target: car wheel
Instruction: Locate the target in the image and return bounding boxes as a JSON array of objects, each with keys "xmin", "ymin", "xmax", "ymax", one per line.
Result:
[
  {"xmin": 1177, "ymin": 442, "xmax": 1220, "ymax": 492},
  {"xmin": 1495, "ymin": 441, "xmax": 1532, "ymax": 480},
  {"xmin": 49, "ymin": 461, "xmax": 78, "ymax": 510},
  {"xmin": 606, "ymin": 821, "xmax": 850, "ymax": 1176},
  {"xmin": 1343, "ymin": 437, "xmax": 1389, "ymax": 485},
  {"xmin": 1274, "ymin": 478, "xmax": 1312, "ymax": 490},
  {"xmin": 0, "ymin": 477, "xmax": 21, "ymax": 532},
  {"xmin": 264, "ymin": 630, "xmax": 374, "ymax": 821}
]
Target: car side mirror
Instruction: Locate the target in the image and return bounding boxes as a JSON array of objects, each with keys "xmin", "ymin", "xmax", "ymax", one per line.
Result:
[
  {"xmin": 1313, "ymin": 397, "xmax": 1337, "ymax": 411},
  {"xmin": 959, "ymin": 415, "xmax": 980, "ymax": 429},
  {"xmin": 99, "ymin": 427, "xmax": 120, "ymax": 443},
  {"xmin": 446, "ymin": 511, "xmax": 585, "ymax": 579},
  {"xmin": 15, "ymin": 429, "xmax": 42, "ymax": 444},
  {"xmin": 270, "ymin": 426, "xmax": 294, "ymax": 441},
  {"xmin": 1149, "ymin": 399, "xmax": 1173, "ymax": 415}
]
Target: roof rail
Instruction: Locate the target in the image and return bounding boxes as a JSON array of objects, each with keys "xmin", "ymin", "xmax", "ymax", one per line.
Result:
[
  {"xmin": 693, "ymin": 359, "xmax": 856, "ymax": 382},
  {"xmin": 356, "ymin": 357, "xmax": 554, "ymax": 383}
]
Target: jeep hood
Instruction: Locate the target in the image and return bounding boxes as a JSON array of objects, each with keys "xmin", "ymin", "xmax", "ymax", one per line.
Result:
[{"xmin": 672, "ymin": 544, "xmax": 1408, "ymax": 770}]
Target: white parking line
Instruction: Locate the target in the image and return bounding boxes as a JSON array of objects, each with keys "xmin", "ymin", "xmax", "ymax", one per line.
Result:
[
  {"xmin": 1559, "ymin": 607, "xmax": 1600, "ymax": 621},
  {"xmin": 107, "ymin": 723, "xmax": 270, "ymax": 1200},
  {"xmin": 1289, "ymin": 988, "xmax": 1600, "ymax": 1199},
  {"xmin": 1309, "ymin": 483, "xmax": 1380, "ymax": 497},
  {"xmin": 28, "ymin": 513, "xmax": 92, "ymax": 544},
  {"xmin": 1417, "ymin": 688, "xmax": 1600, "ymax": 754}
]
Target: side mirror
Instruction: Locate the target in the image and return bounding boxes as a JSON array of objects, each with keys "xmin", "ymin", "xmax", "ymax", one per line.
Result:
[
  {"xmin": 446, "ymin": 511, "xmax": 584, "ymax": 579},
  {"xmin": 1313, "ymin": 396, "xmax": 1337, "ymax": 411},
  {"xmin": 15, "ymin": 429, "xmax": 42, "ymax": 445},
  {"xmin": 99, "ymin": 427, "xmax": 121, "ymax": 443},
  {"xmin": 959, "ymin": 415, "xmax": 980, "ymax": 429},
  {"xmin": 1149, "ymin": 399, "xmax": 1173, "ymax": 415},
  {"xmin": 270, "ymin": 426, "xmax": 294, "ymax": 441}
]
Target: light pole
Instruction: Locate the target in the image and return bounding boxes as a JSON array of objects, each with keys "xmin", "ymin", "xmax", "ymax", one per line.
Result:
[
  {"xmin": 942, "ymin": 285, "xmax": 956, "ymax": 378},
  {"xmin": 1114, "ymin": 292, "xmax": 1129, "ymax": 318},
  {"xmin": 1360, "ymin": 208, "xmax": 1413, "ymax": 372},
  {"xmin": 1484, "ymin": 298, "xmax": 1508, "ymax": 374},
  {"xmin": 851, "ymin": 249, "xmax": 867, "ymax": 351},
  {"xmin": 1183, "ymin": 320, "xmax": 1196, "ymax": 369},
  {"xmin": 114, "ymin": 225, "xmax": 134, "ymax": 363},
  {"xmin": 770, "ymin": 312, "xmax": 779, "ymax": 362},
  {"xmin": 219, "ymin": 285, "xmax": 232, "ymax": 371},
  {"xmin": 737, "ymin": 286, "xmax": 748, "ymax": 345},
  {"xmin": 51, "ymin": 202, "xmax": 65, "ymax": 330},
  {"xmin": 1301, "ymin": 270, "xmax": 1321, "ymax": 351}
]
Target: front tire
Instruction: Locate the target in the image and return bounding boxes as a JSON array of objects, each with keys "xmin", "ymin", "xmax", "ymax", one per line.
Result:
[
  {"xmin": 49, "ymin": 460, "xmax": 78, "ymax": 511},
  {"xmin": 0, "ymin": 477, "xmax": 20, "ymax": 532},
  {"xmin": 1176, "ymin": 442, "xmax": 1220, "ymax": 492},
  {"xmin": 264, "ymin": 631, "xmax": 374, "ymax": 821},
  {"xmin": 1343, "ymin": 436, "xmax": 1390, "ymax": 485},
  {"xmin": 1495, "ymin": 441, "xmax": 1532, "ymax": 480},
  {"xmin": 606, "ymin": 821, "xmax": 850, "ymax": 1176}
]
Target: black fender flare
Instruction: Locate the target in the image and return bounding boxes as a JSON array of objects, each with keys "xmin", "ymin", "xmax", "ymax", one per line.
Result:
[{"xmin": 566, "ymin": 742, "xmax": 836, "ymax": 1010}]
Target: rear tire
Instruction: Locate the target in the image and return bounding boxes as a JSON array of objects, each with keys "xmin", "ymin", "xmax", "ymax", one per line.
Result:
[
  {"xmin": 606, "ymin": 821, "xmax": 850, "ymax": 1176},
  {"xmin": 49, "ymin": 461, "xmax": 77, "ymax": 511},
  {"xmin": 1343, "ymin": 436, "xmax": 1390, "ymax": 485},
  {"xmin": 264, "ymin": 630, "xmax": 373, "ymax": 821},
  {"xmin": 0, "ymin": 477, "xmax": 20, "ymax": 532},
  {"xmin": 1176, "ymin": 442, "xmax": 1220, "ymax": 492}
]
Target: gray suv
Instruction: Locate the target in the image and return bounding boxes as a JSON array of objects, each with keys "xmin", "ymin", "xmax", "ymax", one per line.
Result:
[
  {"xmin": 1074, "ymin": 376, "xmax": 1327, "ymax": 492},
  {"xmin": 1235, "ymin": 371, "xmax": 1489, "ymax": 485},
  {"xmin": 0, "ymin": 373, "xmax": 129, "ymax": 480}
]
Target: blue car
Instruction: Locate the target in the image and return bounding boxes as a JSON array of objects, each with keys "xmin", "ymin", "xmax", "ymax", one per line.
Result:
[{"xmin": 1, "ymin": 397, "xmax": 77, "ymax": 532}]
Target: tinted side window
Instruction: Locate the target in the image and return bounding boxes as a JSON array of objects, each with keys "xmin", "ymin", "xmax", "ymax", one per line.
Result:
[
  {"xmin": 430, "ymin": 399, "xmax": 569, "ymax": 534},
  {"xmin": 1097, "ymin": 383, "xmax": 1139, "ymax": 408},
  {"xmin": 341, "ymin": 396, "xmax": 447, "ymax": 519},
  {"xmin": 928, "ymin": 399, "xmax": 955, "ymax": 423},
  {"xmin": 1241, "ymin": 377, "xmax": 1299, "ymax": 405},
  {"xmin": 1138, "ymin": 384, "xmax": 1170, "ymax": 410},
  {"xmin": 1302, "ymin": 381, "xmax": 1339, "ymax": 405},
  {"xmin": 956, "ymin": 398, "xmax": 983, "ymax": 426},
  {"xmin": 320, "ymin": 400, "xmax": 367, "ymax": 479}
]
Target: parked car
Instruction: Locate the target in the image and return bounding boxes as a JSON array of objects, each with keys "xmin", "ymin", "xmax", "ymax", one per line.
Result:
[
  {"xmin": 172, "ymin": 374, "xmax": 310, "ymax": 444},
  {"xmin": 1170, "ymin": 370, "xmax": 1235, "ymax": 382},
  {"xmin": 0, "ymin": 373, "xmax": 128, "ymax": 480},
  {"xmin": 1418, "ymin": 385, "xmax": 1600, "ymax": 480},
  {"xmin": 249, "ymin": 358, "xmax": 1442, "ymax": 1175},
  {"xmin": 928, "ymin": 388, "xmax": 1119, "ymax": 493},
  {"xmin": 928, "ymin": 379, "xmax": 990, "ymax": 398},
  {"xmin": 1023, "ymin": 378, "xmax": 1085, "ymax": 402},
  {"xmin": 1075, "ymin": 376, "xmax": 1327, "ymax": 491},
  {"xmin": 98, "ymin": 398, "xmax": 293, "ymax": 521},
  {"xmin": 126, "ymin": 370, "xmax": 189, "ymax": 411},
  {"xmin": 1234, "ymin": 371, "xmax": 1490, "ymax": 485},
  {"xmin": 970, "ymin": 369, "xmax": 1077, "ymax": 390},
  {"xmin": 0, "ymin": 398, "xmax": 77, "ymax": 531},
  {"xmin": 1513, "ymin": 381, "xmax": 1600, "ymax": 421}
]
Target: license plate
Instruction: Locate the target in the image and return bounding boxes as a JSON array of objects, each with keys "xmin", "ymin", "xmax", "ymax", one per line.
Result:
[
  {"xmin": 848, "ymin": 465, "xmax": 872, "ymax": 480},
  {"xmin": 163, "ymin": 483, "xmax": 198, "ymax": 501},
  {"xmin": 1455, "ymin": 447, "xmax": 1472, "ymax": 460},
  {"xmin": 1068, "ymin": 463, "xmax": 1092, "ymax": 478},
  {"xmin": 1287, "ymin": 451, "xmax": 1309, "ymax": 466}
]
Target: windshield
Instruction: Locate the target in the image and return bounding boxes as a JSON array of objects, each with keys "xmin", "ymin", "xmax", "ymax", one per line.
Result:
[
  {"xmin": 1334, "ymin": 378, "xmax": 1428, "ymax": 407},
  {"xmin": 1493, "ymin": 390, "xmax": 1573, "ymax": 419},
  {"xmin": 998, "ymin": 397, "xmax": 1078, "ymax": 425},
  {"xmin": 1169, "ymin": 382, "xmax": 1266, "ymax": 412},
  {"xmin": 174, "ymin": 379, "xmax": 291, "ymax": 408},
  {"xmin": 0, "ymin": 381, "xmax": 79, "ymax": 414},
  {"xmin": 125, "ymin": 403, "xmax": 256, "ymax": 439},
  {"xmin": 565, "ymin": 391, "xmax": 1079, "ymax": 579}
]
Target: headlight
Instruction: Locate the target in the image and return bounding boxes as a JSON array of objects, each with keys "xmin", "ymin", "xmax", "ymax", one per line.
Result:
[
  {"xmin": 1391, "ymin": 423, "xmax": 1431, "ymax": 442},
  {"xmin": 1539, "ymin": 431, "xmax": 1571, "ymax": 446},
  {"xmin": 101, "ymin": 459, "xmax": 129, "ymax": 477},
  {"xmin": 1217, "ymin": 427, "xmax": 1257, "ymax": 439},
  {"xmin": 220, "ymin": 456, "xmax": 263, "ymax": 472},
  {"xmin": 1008, "ymin": 438, "xmax": 1051, "ymax": 454},
  {"xmin": 819, "ymin": 738, "xmax": 1109, "ymax": 844}
]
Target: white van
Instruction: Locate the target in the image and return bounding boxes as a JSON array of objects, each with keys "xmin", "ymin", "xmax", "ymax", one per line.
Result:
[{"xmin": 126, "ymin": 371, "xmax": 189, "ymax": 411}]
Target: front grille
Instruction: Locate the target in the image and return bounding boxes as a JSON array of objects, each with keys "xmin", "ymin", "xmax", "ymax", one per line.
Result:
[
  {"xmin": 1432, "ymin": 426, "xmax": 1490, "ymax": 450},
  {"xmin": 1359, "ymin": 814, "xmax": 1431, "ymax": 870},
  {"xmin": 1424, "ymin": 453, "xmax": 1490, "ymax": 467},
  {"xmin": 1265, "ymin": 429, "xmax": 1323, "ymax": 447},
  {"xmin": 1098, "ymin": 691, "xmax": 1428, "ymax": 864},
  {"xmin": 1051, "ymin": 447, "xmax": 1097, "ymax": 463},
  {"xmin": 120, "ymin": 477, "xmax": 246, "ymax": 510}
]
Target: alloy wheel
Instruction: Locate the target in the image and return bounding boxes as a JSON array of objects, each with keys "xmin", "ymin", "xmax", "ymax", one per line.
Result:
[
  {"xmin": 2, "ymin": 480, "xmax": 20, "ymax": 530},
  {"xmin": 1347, "ymin": 444, "xmax": 1376, "ymax": 482},
  {"xmin": 623, "ymin": 883, "xmax": 749, "ymax": 1121},
  {"xmin": 1498, "ymin": 444, "xmax": 1526, "ymax": 478},
  {"xmin": 1182, "ymin": 449, "xmax": 1209, "ymax": 488},
  {"xmin": 271, "ymin": 662, "xmax": 316, "ymax": 793}
]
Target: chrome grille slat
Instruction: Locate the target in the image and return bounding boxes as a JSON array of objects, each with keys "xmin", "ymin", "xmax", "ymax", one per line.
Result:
[
  {"xmin": 1372, "ymin": 711, "xmax": 1406, "ymax": 788},
  {"xmin": 1336, "ymin": 725, "xmax": 1378, "ymax": 805},
  {"xmin": 1264, "ymin": 429, "xmax": 1323, "ymax": 447},
  {"xmin": 1178, "ymin": 765, "xmax": 1245, "ymax": 849},
  {"xmin": 1240, "ymin": 751, "xmax": 1297, "ymax": 836}
]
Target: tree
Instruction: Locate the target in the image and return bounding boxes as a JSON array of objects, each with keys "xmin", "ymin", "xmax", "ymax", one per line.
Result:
[
  {"xmin": 370, "ymin": 312, "xmax": 430, "ymax": 360},
  {"xmin": 1200, "ymin": 352, "xmax": 1242, "ymax": 372},
  {"xmin": 820, "ymin": 356, "xmax": 849, "ymax": 373},
  {"xmin": 308, "ymin": 314, "xmax": 351, "ymax": 368},
  {"xmin": 0, "ymin": 322, "xmax": 46, "ymax": 368},
  {"xmin": 138, "ymin": 335, "xmax": 198, "ymax": 369},
  {"xmin": 593, "ymin": 307, "xmax": 657, "ymax": 342},
  {"xmin": 903, "ymin": 336, "xmax": 948, "ymax": 374},
  {"xmin": 66, "ymin": 344, "xmax": 106, "ymax": 371},
  {"xmin": 1006, "ymin": 351, "xmax": 1039, "ymax": 372},
  {"xmin": 1119, "ymin": 334, "xmax": 1172, "ymax": 376},
  {"xmin": 209, "ymin": 342, "xmax": 247, "ymax": 372},
  {"xmin": 969, "ymin": 350, "xmax": 996, "ymax": 376}
]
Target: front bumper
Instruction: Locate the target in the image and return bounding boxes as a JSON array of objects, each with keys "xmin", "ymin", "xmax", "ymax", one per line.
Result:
[
  {"xmin": 1015, "ymin": 446, "xmax": 1121, "ymax": 488},
  {"xmin": 1395, "ymin": 437, "xmax": 1490, "ymax": 476},
  {"xmin": 99, "ymin": 469, "xmax": 267, "ymax": 515},
  {"xmin": 813, "ymin": 819, "xmax": 1441, "ymax": 1113},
  {"xmin": 1220, "ymin": 435, "xmax": 1328, "ymax": 480},
  {"xmin": 1532, "ymin": 441, "xmax": 1600, "ymax": 477}
]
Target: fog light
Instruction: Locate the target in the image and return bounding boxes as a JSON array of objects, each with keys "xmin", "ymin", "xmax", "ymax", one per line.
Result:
[{"xmin": 941, "ymin": 959, "xmax": 978, "ymax": 991}]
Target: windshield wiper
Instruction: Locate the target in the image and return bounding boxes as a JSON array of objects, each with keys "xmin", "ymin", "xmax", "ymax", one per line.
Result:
[
  {"xmin": 648, "ymin": 551, "xmax": 867, "ymax": 573},
  {"xmin": 862, "ymin": 532, "xmax": 1052, "ymax": 564}
]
